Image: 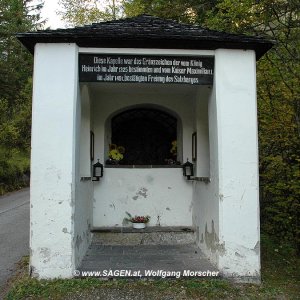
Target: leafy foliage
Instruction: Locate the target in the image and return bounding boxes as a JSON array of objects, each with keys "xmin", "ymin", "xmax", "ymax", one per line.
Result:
[
  {"xmin": 0, "ymin": 1, "xmax": 42, "ymax": 194},
  {"xmin": 124, "ymin": 0, "xmax": 220, "ymax": 23},
  {"xmin": 58, "ymin": 0, "xmax": 125, "ymax": 26}
]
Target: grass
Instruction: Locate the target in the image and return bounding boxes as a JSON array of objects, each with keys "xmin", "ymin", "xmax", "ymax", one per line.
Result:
[{"xmin": 4, "ymin": 235, "xmax": 300, "ymax": 300}]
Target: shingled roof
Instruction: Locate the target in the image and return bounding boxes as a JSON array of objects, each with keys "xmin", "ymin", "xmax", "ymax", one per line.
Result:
[{"xmin": 16, "ymin": 14, "xmax": 274, "ymax": 59}]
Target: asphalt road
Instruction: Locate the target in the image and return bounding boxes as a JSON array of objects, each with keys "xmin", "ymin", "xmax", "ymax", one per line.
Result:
[{"xmin": 0, "ymin": 188, "xmax": 29, "ymax": 293}]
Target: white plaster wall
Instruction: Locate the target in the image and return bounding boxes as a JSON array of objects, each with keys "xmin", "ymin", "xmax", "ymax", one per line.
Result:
[
  {"xmin": 94, "ymin": 168, "xmax": 193, "ymax": 227},
  {"xmin": 74, "ymin": 85, "xmax": 93, "ymax": 268},
  {"xmin": 79, "ymin": 85, "xmax": 91, "ymax": 177},
  {"xmin": 193, "ymin": 50, "xmax": 260, "ymax": 282},
  {"xmin": 215, "ymin": 49, "xmax": 260, "ymax": 280},
  {"xmin": 79, "ymin": 48, "xmax": 214, "ymax": 56},
  {"xmin": 74, "ymin": 180, "xmax": 93, "ymax": 266},
  {"xmin": 91, "ymin": 85, "xmax": 205, "ymax": 227},
  {"xmin": 30, "ymin": 43, "xmax": 79, "ymax": 278},
  {"xmin": 195, "ymin": 88, "xmax": 210, "ymax": 177},
  {"xmin": 193, "ymin": 85, "xmax": 220, "ymax": 265}
]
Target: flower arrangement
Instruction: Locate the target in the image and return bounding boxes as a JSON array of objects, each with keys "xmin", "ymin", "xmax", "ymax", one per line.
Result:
[
  {"xmin": 165, "ymin": 140, "xmax": 181, "ymax": 165},
  {"xmin": 107, "ymin": 144, "xmax": 125, "ymax": 164},
  {"xmin": 125, "ymin": 212, "xmax": 150, "ymax": 224},
  {"xmin": 130, "ymin": 215, "xmax": 150, "ymax": 223},
  {"xmin": 170, "ymin": 140, "xmax": 177, "ymax": 156}
]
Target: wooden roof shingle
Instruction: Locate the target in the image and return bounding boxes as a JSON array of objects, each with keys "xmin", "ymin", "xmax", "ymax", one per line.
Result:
[{"xmin": 16, "ymin": 14, "xmax": 274, "ymax": 59}]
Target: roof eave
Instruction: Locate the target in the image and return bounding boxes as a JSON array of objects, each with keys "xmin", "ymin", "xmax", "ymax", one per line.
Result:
[{"xmin": 16, "ymin": 34, "xmax": 274, "ymax": 60}]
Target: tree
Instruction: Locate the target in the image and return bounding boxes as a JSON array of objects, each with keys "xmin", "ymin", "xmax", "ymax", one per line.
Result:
[
  {"xmin": 0, "ymin": 0, "xmax": 43, "ymax": 194},
  {"xmin": 123, "ymin": 0, "xmax": 217, "ymax": 24},
  {"xmin": 58, "ymin": 0, "xmax": 125, "ymax": 26},
  {"xmin": 0, "ymin": 0, "xmax": 42, "ymax": 114},
  {"xmin": 58, "ymin": 0, "xmax": 219, "ymax": 26}
]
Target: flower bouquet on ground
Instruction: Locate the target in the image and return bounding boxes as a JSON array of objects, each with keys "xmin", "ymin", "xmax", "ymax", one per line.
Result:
[{"xmin": 125, "ymin": 212, "xmax": 150, "ymax": 229}]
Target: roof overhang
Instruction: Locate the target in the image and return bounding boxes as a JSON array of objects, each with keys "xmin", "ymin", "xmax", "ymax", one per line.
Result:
[{"xmin": 16, "ymin": 15, "xmax": 274, "ymax": 60}]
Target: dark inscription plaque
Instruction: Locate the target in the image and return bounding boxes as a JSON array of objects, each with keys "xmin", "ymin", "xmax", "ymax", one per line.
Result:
[{"xmin": 79, "ymin": 54, "xmax": 214, "ymax": 85}]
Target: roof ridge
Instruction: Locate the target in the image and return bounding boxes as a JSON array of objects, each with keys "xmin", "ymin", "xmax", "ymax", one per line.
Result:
[
  {"xmin": 85, "ymin": 14, "xmax": 252, "ymax": 38},
  {"xmin": 88, "ymin": 14, "xmax": 180, "ymax": 27}
]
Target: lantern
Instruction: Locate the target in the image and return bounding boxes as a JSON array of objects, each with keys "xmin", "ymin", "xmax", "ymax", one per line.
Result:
[
  {"xmin": 182, "ymin": 158, "xmax": 194, "ymax": 180},
  {"xmin": 92, "ymin": 159, "xmax": 103, "ymax": 181}
]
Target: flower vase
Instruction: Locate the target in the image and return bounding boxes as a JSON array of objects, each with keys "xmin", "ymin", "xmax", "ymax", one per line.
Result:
[{"xmin": 132, "ymin": 223, "xmax": 146, "ymax": 229}]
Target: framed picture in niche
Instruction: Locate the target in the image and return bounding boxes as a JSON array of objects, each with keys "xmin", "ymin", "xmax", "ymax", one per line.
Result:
[
  {"xmin": 192, "ymin": 132, "xmax": 197, "ymax": 162},
  {"xmin": 90, "ymin": 131, "xmax": 94, "ymax": 161}
]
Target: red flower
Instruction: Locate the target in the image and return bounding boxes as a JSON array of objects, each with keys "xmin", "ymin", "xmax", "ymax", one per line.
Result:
[{"xmin": 131, "ymin": 215, "xmax": 150, "ymax": 223}]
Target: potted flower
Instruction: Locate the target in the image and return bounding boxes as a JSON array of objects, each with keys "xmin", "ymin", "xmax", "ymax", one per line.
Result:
[{"xmin": 125, "ymin": 212, "xmax": 150, "ymax": 229}]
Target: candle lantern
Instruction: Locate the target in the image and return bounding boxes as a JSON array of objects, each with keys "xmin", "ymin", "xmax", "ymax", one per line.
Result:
[
  {"xmin": 182, "ymin": 158, "xmax": 194, "ymax": 180},
  {"xmin": 92, "ymin": 159, "xmax": 103, "ymax": 181}
]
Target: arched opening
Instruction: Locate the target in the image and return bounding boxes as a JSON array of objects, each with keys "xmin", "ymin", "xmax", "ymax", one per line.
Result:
[{"xmin": 108, "ymin": 108, "xmax": 179, "ymax": 165}]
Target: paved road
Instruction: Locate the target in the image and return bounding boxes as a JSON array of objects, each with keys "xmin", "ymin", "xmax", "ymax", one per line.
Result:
[{"xmin": 0, "ymin": 188, "xmax": 29, "ymax": 293}]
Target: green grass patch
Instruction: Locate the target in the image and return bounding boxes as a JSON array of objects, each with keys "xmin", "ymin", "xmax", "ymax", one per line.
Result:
[
  {"xmin": 5, "ymin": 278, "xmax": 103, "ymax": 300},
  {"xmin": 4, "ymin": 235, "xmax": 300, "ymax": 300}
]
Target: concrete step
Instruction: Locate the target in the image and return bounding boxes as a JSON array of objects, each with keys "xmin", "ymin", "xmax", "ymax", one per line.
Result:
[{"xmin": 91, "ymin": 227, "xmax": 195, "ymax": 246}]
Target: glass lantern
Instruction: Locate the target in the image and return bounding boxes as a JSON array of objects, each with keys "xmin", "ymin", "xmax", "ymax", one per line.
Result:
[
  {"xmin": 182, "ymin": 159, "xmax": 194, "ymax": 180},
  {"xmin": 92, "ymin": 159, "xmax": 103, "ymax": 181}
]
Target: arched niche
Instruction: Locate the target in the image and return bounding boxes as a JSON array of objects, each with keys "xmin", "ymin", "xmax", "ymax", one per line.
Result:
[{"xmin": 105, "ymin": 104, "xmax": 183, "ymax": 165}]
